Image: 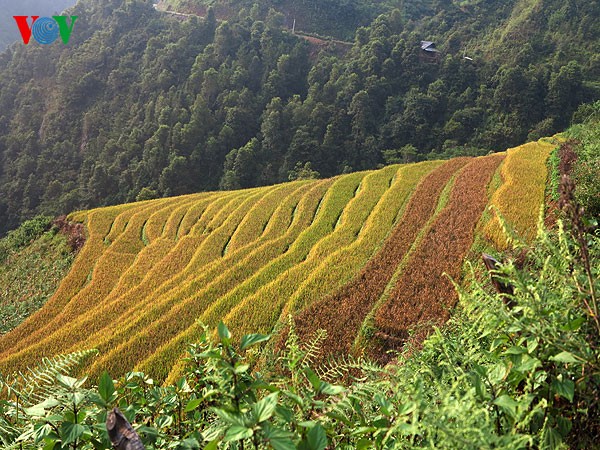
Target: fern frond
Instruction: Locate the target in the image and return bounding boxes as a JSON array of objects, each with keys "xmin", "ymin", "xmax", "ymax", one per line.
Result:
[
  {"xmin": 0, "ymin": 418, "xmax": 20, "ymax": 447},
  {"xmin": 0, "ymin": 349, "xmax": 97, "ymax": 406},
  {"xmin": 328, "ymin": 381, "xmax": 387, "ymax": 422},
  {"xmin": 300, "ymin": 329, "xmax": 327, "ymax": 368},
  {"xmin": 316, "ymin": 354, "xmax": 383, "ymax": 382}
]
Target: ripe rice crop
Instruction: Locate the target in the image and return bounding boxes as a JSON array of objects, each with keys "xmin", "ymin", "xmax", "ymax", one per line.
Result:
[
  {"xmin": 484, "ymin": 140, "xmax": 554, "ymax": 249},
  {"xmin": 221, "ymin": 167, "xmax": 403, "ymax": 339},
  {"xmin": 283, "ymin": 161, "xmax": 443, "ymax": 315},
  {"xmin": 286, "ymin": 157, "xmax": 471, "ymax": 361},
  {"xmin": 130, "ymin": 177, "xmax": 364, "ymax": 380},
  {"xmin": 374, "ymin": 153, "xmax": 505, "ymax": 361},
  {"xmin": 0, "ymin": 147, "xmax": 550, "ymax": 380},
  {"xmin": 86, "ymin": 180, "xmax": 334, "ymax": 379},
  {"xmin": 75, "ymin": 184, "xmax": 315, "ymax": 363},
  {"xmin": 226, "ymin": 182, "xmax": 308, "ymax": 254},
  {"xmin": 0, "ymin": 205, "xmax": 134, "ymax": 356},
  {"xmin": 0, "ymin": 191, "xmax": 256, "ymax": 365},
  {"xmin": 143, "ymin": 195, "xmax": 202, "ymax": 242}
]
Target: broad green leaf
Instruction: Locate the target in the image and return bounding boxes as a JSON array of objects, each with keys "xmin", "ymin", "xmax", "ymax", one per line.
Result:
[
  {"xmin": 357, "ymin": 438, "xmax": 373, "ymax": 449},
  {"xmin": 203, "ymin": 439, "xmax": 220, "ymax": 450},
  {"xmin": 351, "ymin": 426, "xmax": 377, "ymax": 436},
  {"xmin": 304, "ymin": 367, "xmax": 321, "ymax": 390},
  {"xmin": 24, "ymin": 403, "xmax": 46, "ymax": 418},
  {"xmin": 319, "ymin": 382, "xmax": 344, "ymax": 396},
  {"xmin": 550, "ymin": 351, "xmax": 579, "ymax": 364},
  {"xmin": 56, "ymin": 374, "xmax": 79, "ymax": 389},
  {"xmin": 281, "ymin": 391, "xmax": 304, "ymax": 407},
  {"xmin": 526, "ymin": 337, "xmax": 539, "ymax": 353},
  {"xmin": 60, "ymin": 422, "xmax": 87, "ymax": 444},
  {"xmin": 185, "ymin": 398, "xmax": 203, "ymax": 412},
  {"xmin": 504, "ymin": 346, "xmax": 527, "ymax": 355},
  {"xmin": 234, "ymin": 364, "xmax": 250, "ymax": 374},
  {"xmin": 155, "ymin": 415, "xmax": 173, "ymax": 429},
  {"xmin": 543, "ymin": 426, "xmax": 563, "ymax": 449},
  {"xmin": 240, "ymin": 333, "xmax": 271, "ymax": 350},
  {"xmin": 217, "ymin": 322, "xmax": 231, "ymax": 342},
  {"xmin": 179, "ymin": 437, "xmax": 201, "ymax": 449},
  {"xmin": 397, "ymin": 401, "xmax": 416, "ymax": 416},
  {"xmin": 493, "ymin": 395, "xmax": 518, "ymax": 419},
  {"xmin": 264, "ymin": 425, "xmax": 295, "ymax": 450},
  {"xmin": 98, "ymin": 371, "xmax": 116, "ymax": 404},
  {"xmin": 552, "ymin": 377, "xmax": 575, "ymax": 402},
  {"xmin": 561, "ymin": 317, "xmax": 585, "ymax": 331},
  {"xmin": 211, "ymin": 408, "xmax": 246, "ymax": 427},
  {"xmin": 253, "ymin": 392, "xmax": 279, "ymax": 423},
  {"xmin": 224, "ymin": 425, "xmax": 253, "ymax": 442},
  {"xmin": 306, "ymin": 424, "xmax": 327, "ymax": 450}
]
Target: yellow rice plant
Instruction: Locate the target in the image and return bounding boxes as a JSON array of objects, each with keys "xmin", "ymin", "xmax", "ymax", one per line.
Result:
[
  {"xmin": 67, "ymin": 210, "xmax": 88, "ymax": 223},
  {"xmin": 90, "ymin": 179, "xmax": 334, "ymax": 379},
  {"xmin": 219, "ymin": 168, "xmax": 398, "ymax": 339},
  {"xmin": 131, "ymin": 174, "xmax": 366, "ymax": 380},
  {"xmin": 177, "ymin": 192, "xmax": 223, "ymax": 237},
  {"xmin": 161, "ymin": 195, "xmax": 212, "ymax": 240},
  {"xmin": 73, "ymin": 193, "xmax": 244, "ymax": 327},
  {"xmin": 0, "ymin": 205, "xmax": 131, "ymax": 356},
  {"xmin": 143, "ymin": 196, "xmax": 201, "ymax": 243},
  {"xmin": 0, "ymin": 198, "xmax": 174, "ymax": 366},
  {"xmin": 46, "ymin": 188, "xmax": 270, "ymax": 361},
  {"xmin": 72, "ymin": 184, "xmax": 315, "ymax": 361},
  {"xmin": 21, "ymin": 193, "xmax": 250, "ymax": 362},
  {"xmin": 0, "ymin": 250, "xmax": 138, "ymax": 375},
  {"xmin": 226, "ymin": 182, "xmax": 308, "ymax": 254},
  {"xmin": 484, "ymin": 139, "xmax": 554, "ymax": 249},
  {"xmin": 108, "ymin": 239, "xmax": 176, "ymax": 298},
  {"xmin": 282, "ymin": 161, "xmax": 443, "ymax": 316}
]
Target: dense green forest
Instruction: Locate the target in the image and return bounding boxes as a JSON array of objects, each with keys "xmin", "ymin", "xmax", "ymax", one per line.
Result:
[
  {"xmin": 0, "ymin": 0, "xmax": 599, "ymax": 234},
  {"xmin": 0, "ymin": 0, "xmax": 77, "ymax": 50}
]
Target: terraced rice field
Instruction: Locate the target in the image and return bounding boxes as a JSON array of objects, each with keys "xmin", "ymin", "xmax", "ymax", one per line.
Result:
[{"xmin": 0, "ymin": 141, "xmax": 555, "ymax": 379}]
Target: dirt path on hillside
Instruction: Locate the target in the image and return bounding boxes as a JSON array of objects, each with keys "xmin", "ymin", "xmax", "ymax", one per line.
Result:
[{"xmin": 153, "ymin": 1, "xmax": 352, "ymax": 47}]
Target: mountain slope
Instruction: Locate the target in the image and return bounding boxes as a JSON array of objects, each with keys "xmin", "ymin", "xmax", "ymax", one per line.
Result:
[
  {"xmin": 0, "ymin": 138, "xmax": 556, "ymax": 380},
  {"xmin": 0, "ymin": 0, "xmax": 597, "ymax": 235}
]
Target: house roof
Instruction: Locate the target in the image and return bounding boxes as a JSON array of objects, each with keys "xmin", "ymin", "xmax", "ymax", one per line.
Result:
[{"xmin": 421, "ymin": 41, "xmax": 440, "ymax": 52}]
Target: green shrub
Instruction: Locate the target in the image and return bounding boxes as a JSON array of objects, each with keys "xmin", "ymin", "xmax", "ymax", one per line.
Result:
[{"xmin": 0, "ymin": 216, "xmax": 53, "ymax": 263}]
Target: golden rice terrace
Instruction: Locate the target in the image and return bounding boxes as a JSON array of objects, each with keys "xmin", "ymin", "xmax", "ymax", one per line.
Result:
[{"xmin": 0, "ymin": 139, "xmax": 556, "ymax": 381}]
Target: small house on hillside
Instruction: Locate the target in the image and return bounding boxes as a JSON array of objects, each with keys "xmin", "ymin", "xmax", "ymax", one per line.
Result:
[{"xmin": 420, "ymin": 41, "xmax": 441, "ymax": 61}]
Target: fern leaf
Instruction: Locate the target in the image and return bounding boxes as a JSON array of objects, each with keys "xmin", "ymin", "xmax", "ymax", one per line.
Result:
[{"xmin": 0, "ymin": 349, "xmax": 97, "ymax": 406}]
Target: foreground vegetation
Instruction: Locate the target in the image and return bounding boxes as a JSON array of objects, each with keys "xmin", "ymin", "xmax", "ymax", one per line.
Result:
[
  {"xmin": 0, "ymin": 217, "xmax": 75, "ymax": 335},
  {"xmin": 1, "ymin": 189, "xmax": 597, "ymax": 448}
]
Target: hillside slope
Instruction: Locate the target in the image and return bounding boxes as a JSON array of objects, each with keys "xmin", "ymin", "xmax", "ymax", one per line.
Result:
[
  {"xmin": 0, "ymin": 0, "xmax": 597, "ymax": 234},
  {"xmin": 0, "ymin": 139, "xmax": 556, "ymax": 380}
]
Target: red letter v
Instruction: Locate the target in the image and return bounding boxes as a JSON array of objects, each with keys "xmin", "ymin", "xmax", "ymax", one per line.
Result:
[{"xmin": 13, "ymin": 16, "xmax": 39, "ymax": 44}]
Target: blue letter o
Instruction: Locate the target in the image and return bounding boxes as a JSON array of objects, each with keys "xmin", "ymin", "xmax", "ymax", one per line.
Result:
[{"xmin": 32, "ymin": 17, "xmax": 59, "ymax": 44}]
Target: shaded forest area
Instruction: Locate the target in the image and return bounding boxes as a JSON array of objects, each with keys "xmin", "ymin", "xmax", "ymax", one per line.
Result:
[{"xmin": 0, "ymin": 0, "xmax": 598, "ymax": 234}]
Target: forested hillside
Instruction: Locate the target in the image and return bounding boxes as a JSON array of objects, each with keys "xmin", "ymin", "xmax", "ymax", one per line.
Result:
[
  {"xmin": 0, "ymin": 0, "xmax": 77, "ymax": 50},
  {"xmin": 0, "ymin": 0, "xmax": 598, "ymax": 234}
]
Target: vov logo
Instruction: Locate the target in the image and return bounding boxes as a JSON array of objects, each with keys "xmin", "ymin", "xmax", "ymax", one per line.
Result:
[{"xmin": 13, "ymin": 16, "xmax": 78, "ymax": 45}]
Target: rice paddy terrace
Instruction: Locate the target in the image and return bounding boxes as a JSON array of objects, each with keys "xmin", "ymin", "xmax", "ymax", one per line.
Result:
[{"xmin": 0, "ymin": 139, "xmax": 557, "ymax": 381}]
